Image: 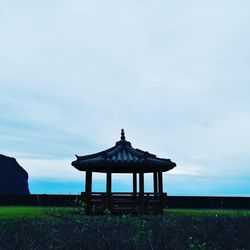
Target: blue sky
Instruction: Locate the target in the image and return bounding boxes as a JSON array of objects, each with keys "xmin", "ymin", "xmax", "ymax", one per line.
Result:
[{"xmin": 1, "ymin": 1, "xmax": 250, "ymax": 196}]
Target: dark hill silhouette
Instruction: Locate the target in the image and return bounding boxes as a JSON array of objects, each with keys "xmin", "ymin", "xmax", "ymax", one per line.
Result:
[{"xmin": 0, "ymin": 154, "xmax": 30, "ymax": 194}]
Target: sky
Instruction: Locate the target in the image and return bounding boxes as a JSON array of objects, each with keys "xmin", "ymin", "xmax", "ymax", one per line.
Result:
[{"xmin": 0, "ymin": 1, "xmax": 250, "ymax": 196}]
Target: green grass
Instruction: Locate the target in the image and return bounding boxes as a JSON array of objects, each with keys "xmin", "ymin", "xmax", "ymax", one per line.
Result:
[
  {"xmin": 0, "ymin": 206, "xmax": 75, "ymax": 220},
  {"xmin": 1, "ymin": 206, "xmax": 250, "ymax": 220},
  {"xmin": 164, "ymin": 208, "xmax": 250, "ymax": 217},
  {"xmin": 0, "ymin": 206, "xmax": 45, "ymax": 219}
]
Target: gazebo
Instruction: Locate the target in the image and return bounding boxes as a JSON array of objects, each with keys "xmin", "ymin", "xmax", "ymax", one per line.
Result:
[{"xmin": 72, "ymin": 129, "xmax": 176, "ymax": 214}]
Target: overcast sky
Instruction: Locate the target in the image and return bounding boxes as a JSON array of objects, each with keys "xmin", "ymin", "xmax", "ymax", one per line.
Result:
[{"xmin": 1, "ymin": 1, "xmax": 250, "ymax": 195}]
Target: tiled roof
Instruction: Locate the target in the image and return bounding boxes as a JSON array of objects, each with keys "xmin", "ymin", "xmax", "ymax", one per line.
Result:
[{"xmin": 72, "ymin": 129, "xmax": 176, "ymax": 173}]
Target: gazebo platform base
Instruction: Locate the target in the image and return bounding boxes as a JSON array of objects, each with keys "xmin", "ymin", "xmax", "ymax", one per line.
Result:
[{"xmin": 80, "ymin": 192, "xmax": 167, "ymax": 215}]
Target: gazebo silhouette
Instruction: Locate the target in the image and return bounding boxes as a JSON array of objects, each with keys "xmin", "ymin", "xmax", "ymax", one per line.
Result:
[{"xmin": 72, "ymin": 129, "xmax": 176, "ymax": 214}]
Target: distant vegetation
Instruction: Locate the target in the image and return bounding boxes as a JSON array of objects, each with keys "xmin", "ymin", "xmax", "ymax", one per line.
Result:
[{"xmin": 0, "ymin": 207, "xmax": 250, "ymax": 249}]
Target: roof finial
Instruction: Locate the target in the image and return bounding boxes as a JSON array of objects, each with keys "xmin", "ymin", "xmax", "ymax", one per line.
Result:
[{"xmin": 121, "ymin": 129, "xmax": 125, "ymax": 140}]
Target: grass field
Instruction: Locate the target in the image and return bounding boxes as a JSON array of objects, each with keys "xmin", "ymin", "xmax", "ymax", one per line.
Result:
[
  {"xmin": 1, "ymin": 206, "xmax": 250, "ymax": 249},
  {"xmin": 0, "ymin": 206, "xmax": 46, "ymax": 219},
  {"xmin": 1, "ymin": 206, "xmax": 250, "ymax": 220},
  {"xmin": 0, "ymin": 206, "xmax": 74, "ymax": 220},
  {"xmin": 164, "ymin": 208, "xmax": 250, "ymax": 217}
]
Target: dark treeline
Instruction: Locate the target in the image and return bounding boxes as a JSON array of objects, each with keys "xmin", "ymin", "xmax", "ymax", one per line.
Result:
[{"xmin": 0, "ymin": 194, "xmax": 250, "ymax": 209}]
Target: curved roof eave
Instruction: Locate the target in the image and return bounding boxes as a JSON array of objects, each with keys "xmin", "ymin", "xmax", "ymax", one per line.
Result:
[{"xmin": 72, "ymin": 129, "xmax": 177, "ymax": 173}]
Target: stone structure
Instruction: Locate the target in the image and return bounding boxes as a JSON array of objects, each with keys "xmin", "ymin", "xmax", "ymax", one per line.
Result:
[{"xmin": 0, "ymin": 154, "xmax": 30, "ymax": 194}]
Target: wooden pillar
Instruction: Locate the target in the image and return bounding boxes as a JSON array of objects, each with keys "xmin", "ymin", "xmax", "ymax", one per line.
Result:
[
  {"xmin": 153, "ymin": 172, "xmax": 158, "ymax": 193},
  {"xmin": 158, "ymin": 172, "xmax": 163, "ymax": 194},
  {"xmin": 85, "ymin": 171, "xmax": 92, "ymax": 213},
  {"xmin": 139, "ymin": 172, "xmax": 145, "ymax": 214},
  {"xmin": 106, "ymin": 172, "xmax": 112, "ymax": 194},
  {"xmin": 85, "ymin": 171, "xmax": 92, "ymax": 193},
  {"xmin": 139, "ymin": 172, "xmax": 144, "ymax": 196},
  {"xmin": 133, "ymin": 173, "xmax": 137, "ymax": 194},
  {"xmin": 106, "ymin": 172, "xmax": 112, "ymax": 209}
]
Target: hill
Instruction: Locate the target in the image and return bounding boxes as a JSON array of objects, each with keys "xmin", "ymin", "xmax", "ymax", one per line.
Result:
[{"xmin": 0, "ymin": 154, "xmax": 29, "ymax": 194}]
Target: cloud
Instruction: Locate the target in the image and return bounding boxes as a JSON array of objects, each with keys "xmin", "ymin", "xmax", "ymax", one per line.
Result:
[
  {"xmin": 0, "ymin": 1, "xmax": 250, "ymax": 195},
  {"xmin": 18, "ymin": 158, "xmax": 83, "ymax": 181}
]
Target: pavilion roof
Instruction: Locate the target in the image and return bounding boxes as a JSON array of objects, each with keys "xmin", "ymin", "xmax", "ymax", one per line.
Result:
[{"xmin": 72, "ymin": 129, "xmax": 176, "ymax": 173}]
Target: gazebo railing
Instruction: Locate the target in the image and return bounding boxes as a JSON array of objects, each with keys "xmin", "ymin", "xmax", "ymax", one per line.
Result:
[
  {"xmin": 82, "ymin": 192, "xmax": 166, "ymax": 196},
  {"xmin": 81, "ymin": 192, "xmax": 167, "ymax": 214}
]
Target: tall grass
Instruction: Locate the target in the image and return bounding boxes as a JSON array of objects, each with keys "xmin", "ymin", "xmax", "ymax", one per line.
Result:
[{"xmin": 0, "ymin": 207, "xmax": 250, "ymax": 249}]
